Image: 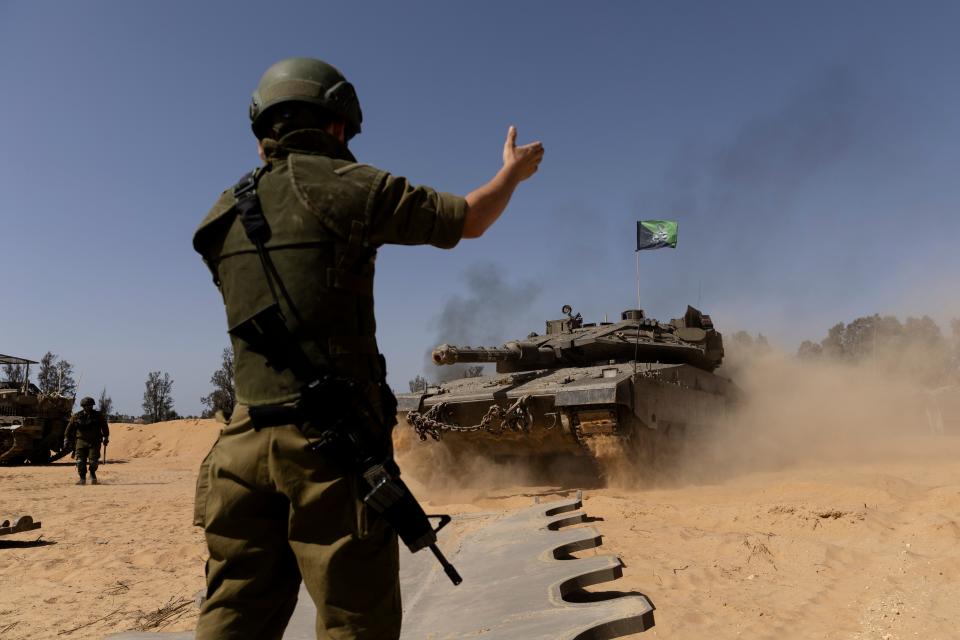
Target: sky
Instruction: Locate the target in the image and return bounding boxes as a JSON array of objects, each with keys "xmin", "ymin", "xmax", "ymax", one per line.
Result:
[{"xmin": 1, "ymin": 1, "xmax": 958, "ymax": 416}]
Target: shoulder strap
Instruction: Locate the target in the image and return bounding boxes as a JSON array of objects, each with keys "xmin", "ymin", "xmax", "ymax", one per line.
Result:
[
  {"xmin": 231, "ymin": 169, "xmax": 301, "ymax": 322},
  {"xmin": 233, "ymin": 169, "xmax": 270, "ymax": 244},
  {"xmin": 227, "ymin": 170, "xmax": 330, "ymax": 379}
]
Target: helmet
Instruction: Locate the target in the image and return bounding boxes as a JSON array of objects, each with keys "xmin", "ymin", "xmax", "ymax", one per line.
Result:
[
  {"xmin": 80, "ymin": 397, "xmax": 95, "ymax": 407},
  {"xmin": 249, "ymin": 57, "xmax": 363, "ymax": 140}
]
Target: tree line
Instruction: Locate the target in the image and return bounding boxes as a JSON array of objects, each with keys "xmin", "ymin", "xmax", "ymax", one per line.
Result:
[
  {"xmin": 725, "ymin": 313, "xmax": 960, "ymax": 386},
  {"xmin": 1, "ymin": 352, "xmax": 119, "ymax": 418},
  {"xmin": 2, "ymin": 347, "xmax": 233, "ymax": 423},
  {"xmin": 797, "ymin": 313, "xmax": 960, "ymax": 385}
]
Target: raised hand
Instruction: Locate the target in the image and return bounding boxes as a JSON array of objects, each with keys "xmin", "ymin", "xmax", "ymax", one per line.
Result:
[{"xmin": 502, "ymin": 126, "xmax": 544, "ymax": 182}]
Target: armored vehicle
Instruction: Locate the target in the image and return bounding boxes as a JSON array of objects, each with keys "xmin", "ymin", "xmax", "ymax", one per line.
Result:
[
  {"xmin": 0, "ymin": 354, "xmax": 74, "ymax": 464},
  {"xmin": 397, "ymin": 306, "xmax": 736, "ymax": 482}
]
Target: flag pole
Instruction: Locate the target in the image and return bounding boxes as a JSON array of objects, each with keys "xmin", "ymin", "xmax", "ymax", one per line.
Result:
[
  {"xmin": 634, "ymin": 250, "xmax": 640, "ymax": 375},
  {"xmin": 635, "ymin": 250, "xmax": 641, "ymax": 310}
]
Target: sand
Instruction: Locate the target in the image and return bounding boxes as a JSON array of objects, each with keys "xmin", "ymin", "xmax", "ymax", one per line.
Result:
[
  {"xmin": 0, "ymin": 421, "xmax": 218, "ymax": 640},
  {"xmin": 3, "ymin": 417, "xmax": 960, "ymax": 639}
]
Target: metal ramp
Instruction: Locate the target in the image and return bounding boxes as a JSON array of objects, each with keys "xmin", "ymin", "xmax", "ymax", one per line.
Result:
[{"xmin": 107, "ymin": 492, "xmax": 654, "ymax": 639}]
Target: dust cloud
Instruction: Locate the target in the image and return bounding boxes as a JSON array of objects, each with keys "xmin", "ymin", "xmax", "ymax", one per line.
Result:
[
  {"xmin": 682, "ymin": 337, "xmax": 959, "ymax": 485},
  {"xmin": 395, "ymin": 425, "xmax": 555, "ymax": 504}
]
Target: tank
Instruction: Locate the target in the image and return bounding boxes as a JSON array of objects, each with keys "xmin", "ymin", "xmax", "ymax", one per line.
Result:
[
  {"xmin": 396, "ymin": 305, "xmax": 737, "ymax": 482},
  {"xmin": 0, "ymin": 354, "xmax": 75, "ymax": 464}
]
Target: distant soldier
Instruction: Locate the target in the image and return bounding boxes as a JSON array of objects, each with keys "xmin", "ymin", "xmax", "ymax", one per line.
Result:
[{"xmin": 64, "ymin": 397, "xmax": 109, "ymax": 485}]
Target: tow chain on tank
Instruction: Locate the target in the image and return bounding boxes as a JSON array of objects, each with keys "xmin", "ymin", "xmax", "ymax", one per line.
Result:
[{"xmin": 408, "ymin": 395, "xmax": 534, "ymax": 441}]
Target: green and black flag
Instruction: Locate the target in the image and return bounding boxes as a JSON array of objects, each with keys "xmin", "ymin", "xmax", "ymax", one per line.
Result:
[{"xmin": 636, "ymin": 220, "xmax": 678, "ymax": 251}]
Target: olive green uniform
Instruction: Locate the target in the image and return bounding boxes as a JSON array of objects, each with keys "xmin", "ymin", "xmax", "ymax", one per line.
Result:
[
  {"xmin": 193, "ymin": 129, "xmax": 465, "ymax": 640},
  {"xmin": 64, "ymin": 409, "xmax": 109, "ymax": 481}
]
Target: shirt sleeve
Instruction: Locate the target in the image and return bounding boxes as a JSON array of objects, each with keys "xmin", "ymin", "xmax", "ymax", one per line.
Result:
[{"xmin": 367, "ymin": 172, "xmax": 467, "ymax": 249}]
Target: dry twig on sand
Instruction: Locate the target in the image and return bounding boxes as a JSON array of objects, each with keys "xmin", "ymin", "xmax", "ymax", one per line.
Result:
[
  {"xmin": 57, "ymin": 608, "xmax": 124, "ymax": 635},
  {"xmin": 104, "ymin": 580, "xmax": 131, "ymax": 596},
  {"xmin": 133, "ymin": 596, "xmax": 194, "ymax": 631}
]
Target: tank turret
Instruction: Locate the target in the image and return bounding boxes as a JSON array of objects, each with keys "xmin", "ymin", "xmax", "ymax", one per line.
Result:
[{"xmin": 430, "ymin": 305, "xmax": 724, "ymax": 374}]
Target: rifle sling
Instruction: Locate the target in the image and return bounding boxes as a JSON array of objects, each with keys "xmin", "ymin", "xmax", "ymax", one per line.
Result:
[{"xmin": 228, "ymin": 170, "xmax": 388, "ymax": 433}]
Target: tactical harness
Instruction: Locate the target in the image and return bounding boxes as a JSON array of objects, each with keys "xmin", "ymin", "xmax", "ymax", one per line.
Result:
[
  {"xmin": 228, "ymin": 168, "xmax": 395, "ymax": 431},
  {"xmin": 223, "ymin": 170, "xmax": 460, "ymax": 584}
]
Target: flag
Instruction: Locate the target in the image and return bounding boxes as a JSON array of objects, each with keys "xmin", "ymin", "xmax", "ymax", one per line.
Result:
[{"xmin": 636, "ymin": 220, "xmax": 678, "ymax": 251}]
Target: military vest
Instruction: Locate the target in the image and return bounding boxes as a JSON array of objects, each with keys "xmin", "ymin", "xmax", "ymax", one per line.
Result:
[
  {"xmin": 72, "ymin": 410, "xmax": 105, "ymax": 444},
  {"xmin": 193, "ymin": 130, "xmax": 389, "ymax": 407}
]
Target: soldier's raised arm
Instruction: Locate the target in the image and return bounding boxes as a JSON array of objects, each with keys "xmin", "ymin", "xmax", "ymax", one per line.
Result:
[
  {"xmin": 368, "ymin": 126, "xmax": 544, "ymax": 248},
  {"xmin": 462, "ymin": 126, "xmax": 544, "ymax": 238}
]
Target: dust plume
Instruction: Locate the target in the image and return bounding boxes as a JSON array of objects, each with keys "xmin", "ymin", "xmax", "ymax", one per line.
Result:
[
  {"xmin": 393, "ymin": 425, "xmax": 588, "ymax": 504},
  {"xmin": 424, "ymin": 262, "xmax": 540, "ymax": 382},
  {"xmin": 682, "ymin": 332, "xmax": 960, "ymax": 483}
]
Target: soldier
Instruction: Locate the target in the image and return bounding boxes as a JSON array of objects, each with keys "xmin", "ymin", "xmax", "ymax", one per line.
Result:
[
  {"xmin": 192, "ymin": 57, "xmax": 543, "ymax": 640},
  {"xmin": 63, "ymin": 396, "xmax": 109, "ymax": 485}
]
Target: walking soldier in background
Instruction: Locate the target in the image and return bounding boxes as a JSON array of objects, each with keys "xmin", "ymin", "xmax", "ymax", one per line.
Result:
[
  {"xmin": 64, "ymin": 396, "xmax": 109, "ymax": 485},
  {"xmin": 192, "ymin": 57, "xmax": 543, "ymax": 639}
]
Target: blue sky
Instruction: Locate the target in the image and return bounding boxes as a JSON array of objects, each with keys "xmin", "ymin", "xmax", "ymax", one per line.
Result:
[{"xmin": 1, "ymin": 1, "xmax": 958, "ymax": 415}]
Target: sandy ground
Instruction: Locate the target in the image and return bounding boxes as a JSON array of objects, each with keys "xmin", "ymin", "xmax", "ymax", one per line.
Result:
[
  {"xmin": 0, "ymin": 421, "xmax": 217, "ymax": 640},
  {"xmin": 3, "ymin": 420, "xmax": 960, "ymax": 639}
]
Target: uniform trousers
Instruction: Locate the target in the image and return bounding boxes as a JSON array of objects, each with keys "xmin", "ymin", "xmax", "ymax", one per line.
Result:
[
  {"xmin": 75, "ymin": 443, "xmax": 101, "ymax": 477},
  {"xmin": 194, "ymin": 404, "xmax": 401, "ymax": 640}
]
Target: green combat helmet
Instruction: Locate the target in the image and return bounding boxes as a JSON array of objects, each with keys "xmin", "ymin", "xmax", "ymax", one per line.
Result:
[
  {"xmin": 79, "ymin": 397, "xmax": 95, "ymax": 408},
  {"xmin": 249, "ymin": 57, "xmax": 363, "ymax": 140}
]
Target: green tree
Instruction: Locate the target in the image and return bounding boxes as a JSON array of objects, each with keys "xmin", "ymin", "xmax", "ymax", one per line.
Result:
[
  {"xmin": 54, "ymin": 360, "xmax": 77, "ymax": 397},
  {"xmin": 142, "ymin": 371, "xmax": 175, "ymax": 423},
  {"xmin": 797, "ymin": 340, "xmax": 822, "ymax": 360},
  {"xmin": 2, "ymin": 362, "xmax": 28, "ymax": 386},
  {"xmin": 201, "ymin": 347, "xmax": 236, "ymax": 418},
  {"xmin": 36, "ymin": 352, "xmax": 58, "ymax": 393},
  {"xmin": 36, "ymin": 352, "xmax": 77, "ymax": 396},
  {"xmin": 98, "ymin": 388, "xmax": 113, "ymax": 419}
]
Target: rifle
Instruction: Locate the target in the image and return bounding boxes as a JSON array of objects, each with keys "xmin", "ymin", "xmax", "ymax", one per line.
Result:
[
  {"xmin": 247, "ymin": 374, "xmax": 463, "ymax": 586},
  {"xmin": 234, "ymin": 304, "xmax": 463, "ymax": 586},
  {"xmin": 307, "ymin": 420, "xmax": 462, "ymax": 586}
]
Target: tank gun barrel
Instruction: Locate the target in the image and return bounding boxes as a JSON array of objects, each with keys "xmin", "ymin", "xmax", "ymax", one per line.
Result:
[
  {"xmin": 432, "ymin": 342, "xmax": 560, "ymax": 371},
  {"xmin": 431, "ymin": 344, "xmax": 519, "ymax": 366}
]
